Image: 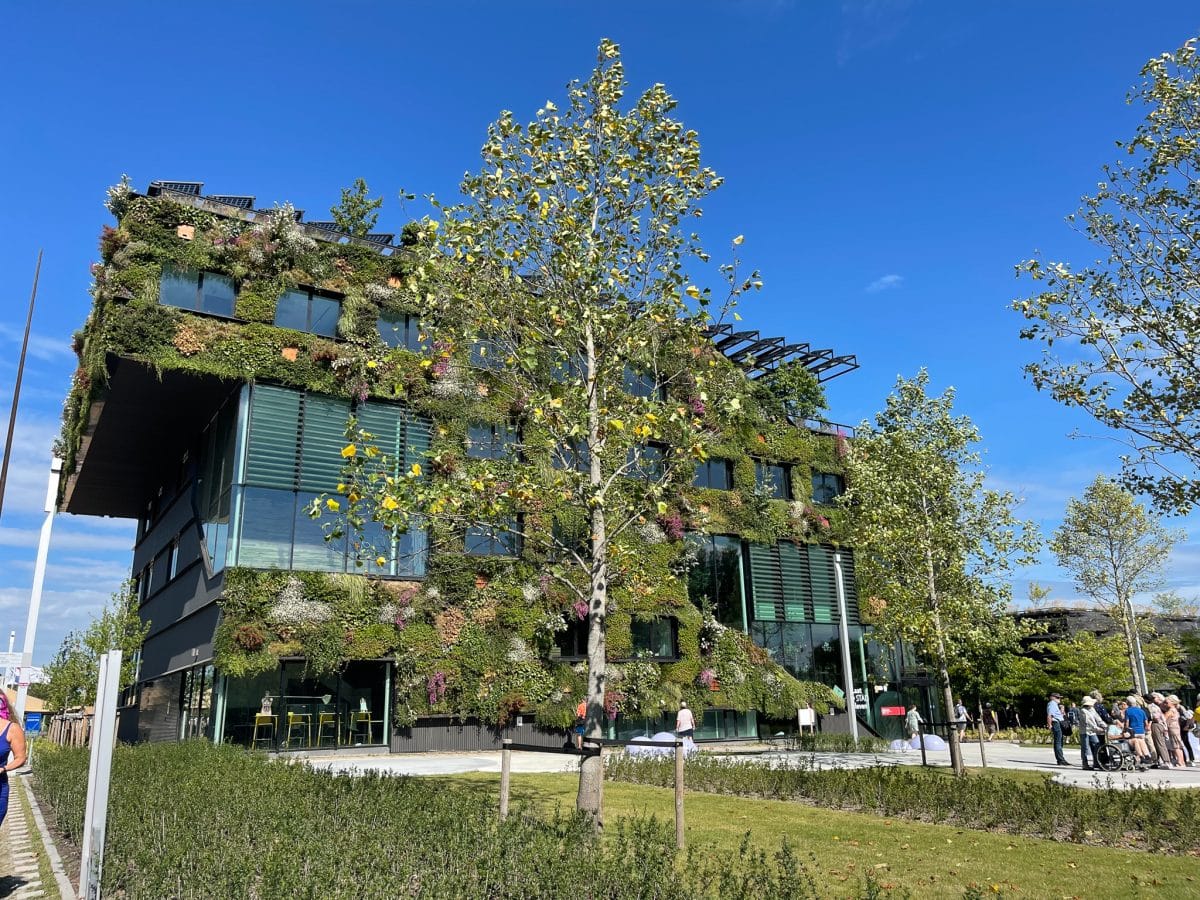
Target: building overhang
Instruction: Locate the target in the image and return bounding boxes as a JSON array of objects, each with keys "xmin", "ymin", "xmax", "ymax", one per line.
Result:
[{"xmin": 61, "ymin": 356, "xmax": 238, "ymax": 518}]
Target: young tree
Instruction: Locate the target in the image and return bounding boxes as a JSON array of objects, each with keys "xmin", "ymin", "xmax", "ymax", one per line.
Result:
[
  {"xmin": 1014, "ymin": 38, "xmax": 1200, "ymax": 514},
  {"xmin": 328, "ymin": 40, "xmax": 756, "ymax": 823},
  {"xmin": 43, "ymin": 586, "xmax": 149, "ymax": 711},
  {"xmin": 841, "ymin": 371, "xmax": 1041, "ymax": 775},
  {"xmin": 331, "ymin": 178, "xmax": 384, "ymax": 236},
  {"xmin": 1050, "ymin": 476, "xmax": 1183, "ymax": 694},
  {"xmin": 1038, "ymin": 631, "xmax": 1183, "ymax": 701}
]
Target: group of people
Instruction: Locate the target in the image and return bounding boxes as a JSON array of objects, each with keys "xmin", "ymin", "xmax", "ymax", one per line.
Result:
[{"xmin": 1047, "ymin": 690, "xmax": 1197, "ymax": 770}]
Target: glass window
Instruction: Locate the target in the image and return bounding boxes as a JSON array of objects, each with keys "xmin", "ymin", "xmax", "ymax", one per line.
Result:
[
  {"xmin": 551, "ymin": 439, "xmax": 590, "ymax": 472},
  {"xmin": 555, "ymin": 617, "xmax": 589, "ymax": 659},
  {"xmin": 626, "ymin": 444, "xmax": 665, "ymax": 481},
  {"xmin": 469, "ymin": 335, "xmax": 505, "ymax": 371},
  {"xmin": 623, "ymin": 366, "xmax": 662, "ymax": 400},
  {"xmin": 179, "ymin": 664, "xmax": 215, "ymax": 740},
  {"xmin": 693, "ymin": 458, "xmax": 732, "ymax": 490},
  {"xmin": 273, "ymin": 289, "xmax": 341, "ymax": 337},
  {"xmin": 812, "ymin": 472, "xmax": 845, "ymax": 505},
  {"xmin": 686, "ymin": 534, "xmax": 747, "ymax": 630},
  {"xmin": 292, "ymin": 491, "xmax": 347, "ymax": 572},
  {"xmin": 754, "ymin": 461, "xmax": 790, "ymax": 499},
  {"xmin": 168, "ymin": 541, "xmax": 180, "ymax": 580},
  {"xmin": 630, "ymin": 618, "xmax": 676, "ymax": 659},
  {"xmin": 273, "ymin": 290, "xmax": 309, "ymax": 331},
  {"xmin": 237, "ymin": 488, "xmax": 296, "ymax": 568},
  {"xmin": 199, "ymin": 272, "xmax": 235, "ymax": 317},
  {"xmin": 378, "ymin": 313, "xmax": 427, "ymax": 351},
  {"xmin": 466, "ymin": 423, "xmax": 517, "ymax": 460},
  {"xmin": 160, "ymin": 266, "xmax": 198, "ymax": 309},
  {"xmin": 465, "ymin": 520, "xmax": 521, "ymax": 556}
]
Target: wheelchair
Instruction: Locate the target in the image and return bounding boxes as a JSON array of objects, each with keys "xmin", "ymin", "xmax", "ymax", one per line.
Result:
[{"xmin": 1094, "ymin": 739, "xmax": 1142, "ymax": 772}]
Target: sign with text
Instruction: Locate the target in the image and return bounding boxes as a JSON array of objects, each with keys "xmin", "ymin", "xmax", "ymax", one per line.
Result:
[{"xmin": 880, "ymin": 706, "xmax": 907, "ymax": 717}]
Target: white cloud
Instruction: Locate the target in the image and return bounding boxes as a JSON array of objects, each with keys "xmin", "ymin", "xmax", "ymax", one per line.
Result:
[
  {"xmin": 0, "ymin": 322, "xmax": 75, "ymax": 363},
  {"xmin": 865, "ymin": 274, "xmax": 904, "ymax": 293}
]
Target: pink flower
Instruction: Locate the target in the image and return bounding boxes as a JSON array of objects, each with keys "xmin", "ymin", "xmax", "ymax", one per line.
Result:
[{"xmin": 573, "ymin": 599, "xmax": 589, "ymax": 621}]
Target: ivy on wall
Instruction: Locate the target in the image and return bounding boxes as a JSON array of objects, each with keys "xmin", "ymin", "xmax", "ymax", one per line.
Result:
[{"xmin": 64, "ymin": 190, "xmax": 851, "ymax": 728}]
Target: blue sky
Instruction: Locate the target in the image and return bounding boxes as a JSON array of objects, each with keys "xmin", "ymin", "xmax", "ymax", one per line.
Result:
[{"xmin": 1, "ymin": 2, "xmax": 1198, "ymax": 663}]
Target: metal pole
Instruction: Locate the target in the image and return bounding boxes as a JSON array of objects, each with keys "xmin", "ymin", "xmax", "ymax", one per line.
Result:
[
  {"xmin": 1128, "ymin": 600, "xmax": 1149, "ymax": 694},
  {"xmin": 79, "ymin": 649, "xmax": 122, "ymax": 900},
  {"xmin": 976, "ymin": 699, "xmax": 988, "ymax": 769},
  {"xmin": 832, "ymin": 552, "xmax": 859, "ymax": 744},
  {"xmin": 15, "ymin": 457, "xmax": 62, "ymax": 722},
  {"xmin": 674, "ymin": 740, "xmax": 685, "ymax": 849},
  {"xmin": 919, "ymin": 721, "xmax": 928, "ymax": 767},
  {"xmin": 499, "ymin": 739, "xmax": 512, "ymax": 821},
  {"xmin": 0, "ymin": 249, "xmax": 43, "ymax": 522},
  {"xmin": 5, "ymin": 630, "xmax": 13, "ymax": 689}
]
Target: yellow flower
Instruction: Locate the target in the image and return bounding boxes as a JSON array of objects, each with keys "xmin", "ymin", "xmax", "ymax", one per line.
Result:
[
  {"xmin": 325, "ymin": 499, "xmax": 341, "ymax": 512},
  {"xmin": 409, "ymin": 463, "xmax": 422, "ymax": 477},
  {"xmin": 341, "ymin": 444, "xmax": 358, "ymax": 458},
  {"xmin": 376, "ymin": 555, "xmax": 387, "ymax": 567},
  {"xmin": 382, "ymin": 496, "xmax": 399, "ymax": 511}
]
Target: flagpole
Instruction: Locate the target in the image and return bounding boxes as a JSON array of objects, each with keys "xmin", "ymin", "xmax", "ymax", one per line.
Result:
[{"xmin": 0, "ymin": 249, "xmax": 43, "ymax": 521}]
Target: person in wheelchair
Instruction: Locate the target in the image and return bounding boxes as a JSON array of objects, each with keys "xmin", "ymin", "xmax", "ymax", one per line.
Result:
[{"xmin": 1095, "ymin": 713, "xmax": 1147, "ymax": 772}]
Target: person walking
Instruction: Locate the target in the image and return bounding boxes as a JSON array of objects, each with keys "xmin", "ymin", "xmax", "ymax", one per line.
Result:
[
  {"xmin": 953, "ymin": 698, "xmax": 971, "ymax": 736},
  {"xmin": 1047, "ymin": 692, "xmax": 1070, "ymax": 766},
  {"xmin": 1146, "ymin": 693, "xmax": 1174, "ymax": 768},
  {"xmin": 1079, "ymin": 696, "xmax": 1105, "ymax": 770},
  {"xmin": 1164, "ymin": 695, "xmax": 1187, "ymax": 767},
  {"xmin": 1089, "ymin": 690, "xmax": 1113, "ymax": 726},
  {"xmin": 1122, "ymin": 696, "xmax": 1151, "ymax": 765},
  {"xmin": 982, "ymin": 703, "xmax": 999, "ymax": 741},
  {"xmin": 675, "ymin": 701, "xmax": 696, "ymax": 742},
  {"xmin": 0, "ymin": 693, "xmax": 28, "ymax": 827},
  {"xmin": 904, "ymin": 705, "xmax": 925, "ymax": 743},
  {"xmin": 573, "ymin": 697, "xmax": 587, "ymax": 750},
  {"xmin": 1178, "ymin": 699, "xmax": 1196, "ymax": 766}
]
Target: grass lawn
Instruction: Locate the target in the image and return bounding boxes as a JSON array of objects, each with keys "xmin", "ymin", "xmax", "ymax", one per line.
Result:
[{"xmin": 439, "ymin": 772, "xmax": 1200, "ymax": 898}]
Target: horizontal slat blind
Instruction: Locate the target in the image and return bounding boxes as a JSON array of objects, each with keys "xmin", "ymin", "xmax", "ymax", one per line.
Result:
[
  {"xmin": 748, "ymin": 542, "xmax": 861, "ymax": 626},
  {"xmin": 245, "ymin": 385, "xmax": 301, "ymax": 488},
  {"xmin": 299, "ymin": 394, "xmax": 351, "ymax": 490},
  {"xmin": 358, "ymin": 401, "xmax": 433, "ymax": 479},
  {"xmin": 778, "ymin": 542, "xmax": 808, "ymax": 622},
  {"xmin": 748, "ymin": 543, "xmax": 782, "ymax": 622}
]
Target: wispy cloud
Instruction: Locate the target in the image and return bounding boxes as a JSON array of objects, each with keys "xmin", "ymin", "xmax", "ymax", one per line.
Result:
[
  {"xmin": 0, "ymin": 322, "xmax": 74, "ymax": 363},
  {"xmin": 865, "ymin": 274, "xmax": 904, "ymax": 293},
  {"xmin": 837, "ymin": 0, "xmax": 915, "ymax": 67}
]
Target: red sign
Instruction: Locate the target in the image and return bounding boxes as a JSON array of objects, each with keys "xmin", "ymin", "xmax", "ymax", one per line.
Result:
[{"xmin": 880, "ymin": 706, "xmax": 906, "ymax": 717}]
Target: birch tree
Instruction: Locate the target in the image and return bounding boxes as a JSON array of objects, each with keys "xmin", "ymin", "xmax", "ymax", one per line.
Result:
[{"xmin": 841, "ymin": 372, "xmax": 1040, "ymax": 775}]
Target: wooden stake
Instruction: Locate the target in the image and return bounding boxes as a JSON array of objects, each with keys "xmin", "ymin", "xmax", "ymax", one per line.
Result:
[{"xmin": 499, "ymin": 738, "xmax": 512, "ymax": 821}]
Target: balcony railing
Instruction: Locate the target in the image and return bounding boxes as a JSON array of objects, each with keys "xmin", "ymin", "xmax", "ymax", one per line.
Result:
[{"xmin": 800, "ymin": 418, "xmax": 856, "ymax": 439}]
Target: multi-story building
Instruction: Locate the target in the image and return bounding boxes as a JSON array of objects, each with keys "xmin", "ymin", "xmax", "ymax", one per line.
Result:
[{"xmin": 59, "ymin": 180, "xmax": 919, "ymax": 753}]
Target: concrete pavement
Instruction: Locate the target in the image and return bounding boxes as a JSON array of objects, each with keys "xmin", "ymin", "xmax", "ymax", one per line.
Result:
[{"xmin": 306, "ymin": 737, "xmax": 1200, "ymax": 790}]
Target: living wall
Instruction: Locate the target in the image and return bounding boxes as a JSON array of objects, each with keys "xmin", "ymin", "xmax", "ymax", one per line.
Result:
[{"xmin": 62, "ymin": 184, "xmax": 850, "ymax": 729}]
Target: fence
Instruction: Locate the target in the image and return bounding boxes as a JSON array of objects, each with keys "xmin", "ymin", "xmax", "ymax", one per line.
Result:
[
  {"xmin": 500, "ymin": 737, "xmax": 688, "ymax": 847},
  {"xmin": 44, "ymin": 712, "xmax": 93, "ymax": 747}
]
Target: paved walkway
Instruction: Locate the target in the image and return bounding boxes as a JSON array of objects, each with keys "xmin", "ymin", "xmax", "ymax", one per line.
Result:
[
  {"xmin": 307, "ymin": 737, "xmax": 1200, "ymax": 790},
  {"xmin": 0, "ymin": 776, "xmax": 48, "ymax": 900}
]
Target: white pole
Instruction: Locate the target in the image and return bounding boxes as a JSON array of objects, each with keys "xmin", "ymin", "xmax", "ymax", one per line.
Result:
[
  {"xmin": 5, "ymin": 630, "xmax": 13, "ymax": 689},
  {"xmin": 79, "ymin": 649, "xmax": 122, "ymax": 900},
  {"xmin": 15, "ymin": 456, "xmax": 61, "ymax": 721},
  {"xmin": 833, "ymin": 552, "xmax": 859, "ymax": 744}
]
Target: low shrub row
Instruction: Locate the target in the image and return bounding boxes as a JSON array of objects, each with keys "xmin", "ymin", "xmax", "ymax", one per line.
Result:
[
  {"xmin": 787, "ymin": 732, "xmax": 891, "ymax": 754},
  {"xmin": 606, "ymin": 754, "xmax": 1200, "ymax": 852},
  {"xmin": 34, "ymin": 741, "xmax": 906, "ymax": 899}
]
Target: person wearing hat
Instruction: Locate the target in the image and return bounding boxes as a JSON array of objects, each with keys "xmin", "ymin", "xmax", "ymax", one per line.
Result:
[
  {"xmin": 1079, "ymin": 696, "xmax": 1105, "ymax": 770},
  {"xmin": 1046, "ymin": 692, "xmax": 1070, "ymax": 765}
]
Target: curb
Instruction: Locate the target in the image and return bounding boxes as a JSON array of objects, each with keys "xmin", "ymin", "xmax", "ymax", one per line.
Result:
[{"xmin": 20, "ymin": 776, "xmax": 77, "ymax": 900}]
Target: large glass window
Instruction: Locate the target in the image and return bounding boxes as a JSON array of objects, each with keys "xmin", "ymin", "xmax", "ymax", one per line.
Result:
[
  {"xmin": 179, "ymin": 664, "xmax": 215, "ymax": 740},
  {"xmin": 274, "ymin": 288, "xmax": 341, "ymax": 337},
  {"xmin": 686, "ymin": 534, "xmax": 747, "ymax": 630},
  {"xmin": 160, "ymin": 267, "xmax": 236, "ymax": 317},
  {"xmin": 811, "ymin": 472, "xmax": 845, "ymax": 505},
  {"xmin": 754, "ymin": 461, "xmax": 791, "ymax": 499},
  {"xmin": 555, "ymin": 617, "xmax": 589, "ymax": 659},
  {"xmin": 465, "ymin": 520, "xmax": 522, "ymax": 556},
  {"xmin": 197, "ymin": 393, "xmax": 238, "ymax": 573},
  {"xmin": 626, "ymin": 444, "xmax": 665, "ymax": 481},
  {"xmin": 551, "ymin": 439, "xmax": 590, "ymax": 472},
  {"xmin": 623, "ymin": 366, "xmax": 663, "ymax": 400},
  {"xmin": 377, "ymin": 313, "xmax": 427, "ymax": 351},
  {"xmin": 630, "ymin": 618, "xmax": 676, "ymax": 660},
  {"xmin": 693, "ymin": 458, "xmax": 732, "ymax": 490},
  {"xmin": 466, "ymin": 423, "xmax": 517, "ymax": 460},
  {"xmin": 234, "ymin": 385, "xmax": 430, "ymax": 576},
  {"xmin": 469, "ymin": 335, "xmax": 506, "ymax": 371}
]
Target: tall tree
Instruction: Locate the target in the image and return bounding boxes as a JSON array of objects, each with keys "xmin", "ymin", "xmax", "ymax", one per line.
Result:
[
  {"xmin": 1049, "ymin": 476, "xmax": 1182, "ymax": 693},
  {"xmin": 328, "ymin": 40, "xmax": 755, "ymax": 823},
  {"xmin": 1014, "ymin": 38, "xmax": 1200, "ymax": 514},
  {"xmin": 43, "ymin": 586, "xmax": 149, "ymax": 711},
  {"xmin": 331, "ymin": 178, "xmax": 384, "ymax": 236},
  {"xmin": 841, "ymin": 371, "xmax": 1041, "ymax": 775}
]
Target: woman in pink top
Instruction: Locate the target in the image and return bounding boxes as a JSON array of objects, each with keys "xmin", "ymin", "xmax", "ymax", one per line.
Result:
[{"xmin": 1164, "ymin": 696, "xmax": 1187, "ymax": 767}]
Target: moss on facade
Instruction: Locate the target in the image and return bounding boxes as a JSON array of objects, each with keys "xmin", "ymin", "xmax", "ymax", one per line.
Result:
[{"xmin": 63, "ymin": 191, "xmax": 852, "ymax": 729}]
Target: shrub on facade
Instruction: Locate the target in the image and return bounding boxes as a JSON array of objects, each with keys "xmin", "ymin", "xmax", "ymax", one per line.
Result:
[{"xmin": 606, "ymin": 754, "xmax": 1200, "ymax": 852}]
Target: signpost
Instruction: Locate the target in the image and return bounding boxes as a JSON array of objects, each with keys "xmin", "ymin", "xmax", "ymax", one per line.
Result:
[{"xmin": 79, "ymin": 649, "xmax": 122, "ymax": 900}]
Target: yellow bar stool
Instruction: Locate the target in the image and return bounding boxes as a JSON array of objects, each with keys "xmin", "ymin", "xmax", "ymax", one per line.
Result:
[
  {"xmin": 316, "ymin": 712, "xmax": 338, "ymax": 748},
  {"xmin": 284, "ymin": 711, "xmax": 312, "ymax": 748},
  {"xmin": 252, "ymin": 714, "xmax": 276, "ymax": 749}
]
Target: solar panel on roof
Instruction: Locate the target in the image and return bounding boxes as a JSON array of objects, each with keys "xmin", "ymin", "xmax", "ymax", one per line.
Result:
[
  {"xmin": 153, "ymin": 181, "xmax": 204, "ymax": 196},
  {"xmin": 364, "ymin": 233, "xmax": 395, "ymax": 246},
  {"xmin": 306, "ymin": 221, "xmax": 342, "ymax": 232},
  {"xmin": 208, "ymin": 195, "xmax": 256, "ymax": 209}
]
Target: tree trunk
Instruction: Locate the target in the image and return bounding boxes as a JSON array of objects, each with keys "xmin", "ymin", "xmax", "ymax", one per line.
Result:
[
  {"xmin": 576, "ymin": 320, "xmax": 607, "ymax": 829},
  {"xmin": 976, "ymin": 699, "xmax": 988, "ymax": 768},
  {"xmin": 923, "ymin": 528, "xmax": 964, "ymax": 776},
  {"xmin": 1117, "ymin": 602, "xmax": 1144, "ymax": 694}
]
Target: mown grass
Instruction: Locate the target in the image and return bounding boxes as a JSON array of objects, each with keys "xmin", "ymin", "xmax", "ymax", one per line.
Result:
[{"xmin": 442, "ymin": 771, "xmax": 1200, "ymax": 899}]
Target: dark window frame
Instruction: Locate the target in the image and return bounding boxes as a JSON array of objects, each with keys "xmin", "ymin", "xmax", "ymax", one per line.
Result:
[
  {"xmin": 377, "ymin": 312, "xmax": 427, "ymax": 351},
  {"xmin": 274, "ymin": 287, "xmax": 342, "ymax": 337},
  {"xmin": 464, "ymin": 518, "xmax": 523, "ymax": 557},
  {"xmin": 754, "ymin": 460, "xmax": 792, "ymax": 500},
  {"xmin": 466, "ymin": 422, "xmax": 518, "ymax": 460},
  {"xmin": 693, "ymin": 458, "xmax": 733, "ymax": 490},
  {"xmin": 628, "ymin": 617, "xmax": 679, "ymax": 661},
  {"xmin": 159, "ymin": 267, "xmax": 237, "ymax": 318},
  {"xmin": 811, "ymin": 471, "xmax": 846, "ymax": 505}
]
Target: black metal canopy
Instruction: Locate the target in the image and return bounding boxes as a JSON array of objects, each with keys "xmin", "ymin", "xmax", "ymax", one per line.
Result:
[{"xmin": 703, "ymin": 323, "xmax": 858, "ymax": 383}]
